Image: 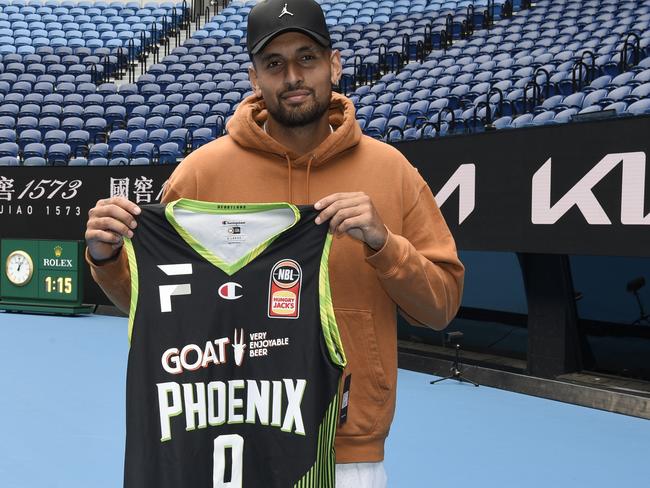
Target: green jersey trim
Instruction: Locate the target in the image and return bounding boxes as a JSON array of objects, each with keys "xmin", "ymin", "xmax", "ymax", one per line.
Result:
[
  {"xmin": 293, "ymin": 392, "xmax": 339, "ymax": 488},
  {"xmin": 164, "ymin": 199, "xmax": 301, "ymax": 276},
  {"xmin": 123, "ymin": 237, "xmax": 139, "ymax": 345},
  {"xmin": 319, "ymin": 233, "xmax": 347, "ymax": 368}
]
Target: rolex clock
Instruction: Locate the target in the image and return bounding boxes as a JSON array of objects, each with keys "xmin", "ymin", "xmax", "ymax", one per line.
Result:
[
  {"xmin": 1, "ymin": 239, "xmax": 93, "ymax": 314},
  {"xmin": 5, "ymin": 250, "xmax": 34, "ymax": 286}
]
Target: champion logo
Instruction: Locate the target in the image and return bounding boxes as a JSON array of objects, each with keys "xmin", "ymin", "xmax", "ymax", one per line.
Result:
[
  {"xmin": 218, "ymin": 282, "xmax": 243, "ymax": 300},
  {"xmin": 279, "ymin": 3, "xmax": 294, "ymax": 17}
]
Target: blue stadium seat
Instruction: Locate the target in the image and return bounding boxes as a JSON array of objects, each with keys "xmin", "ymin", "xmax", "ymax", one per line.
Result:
[
  {"xmin": 628, "ymin": 99, "xmax": 650, "ymax": 115},
  {"xmin": 15, "ymin": 116, "xmax": 34, "ymax": 132},
  {"xmin": 629, "ymin": 83, "xmax": 650, "ymax": 100},
  {"xmin": 111, "ymin": 142, "xmax": 132, "ymax": 160},
  {"xmin": 68, "ymin": 129, "xmax": 90, "ymax": 154},
  {"xmin": 163, "ymin": 115, "xmax": 183, "ymax": 130},
  {"xmin": 560, "ymin": 93, "xmax": 585, "ymax": 109},
  {"xmin": 63, "ymin": 93, "xmax": 84, "ymax": 106},
  {"xmin": 191, "ymin": 127, "xmax": 212, "ymax": 148},
  {"xmin": 366, "ymin": 118, "xmax": 387, "ymax": 139},
  {"xmin": 18, "ymin": 129, "xmax": 42, "ymax": 149},
  {"xmin": 130, "ymin": 157, "xmax": 151, "ymax": 166},
  {"xmin": 119, "ymin": 83, "xmax": 138, "ymax": 97},
  {"xmin": 151, "ymin": 105, "xmax": 171, "ymax": 118},
  {"xmin": 39, "ymin": 116, "xmax": 61, "ymax": 134},
  {"xmin": 554, "ymin": 108, "xmax": 578, "ymax": 124},
  {"xmin": 44, "ymin": 129, "xmax": 66, "ymax": 148},
  {"xmin": 512, "ymin": 113, "xmax": 534, "ymax": 128},
  {"xmin": 85, "ymin": 117, "xmax": 107, "ymax": 140},
  {"xmin": 0, "ymin": 116, "xmax": 14, "ymax": 129},
  {"xmin": 0, "ymin": 128, "xmax": 16, "ymax": 143},
  {"xmin": 84, "ymin": 94, "xmax": 104, "ymax": 107},
  {"xmin": 61, "ymin": 116, "xmax": 84, "ymax": 132},
  {"xmin": 0, "ymin": 103, "xmax": 19, "ymax": 118},
  {"xmin": 0, "ymin": 157, "xmax": 19, "ymax": 166},
  {"xmin": 68, "ymin": 157, "xmax": 89, "ymax": 166},
  {"xmin": 128, "ymin": 129, "xmax": 148, "ymax": 147},
  {"xmin": 108, "ymin": 129, "xmax": 128, "ymax": 150},
  {"xmin": 149, "ymin": 128, "xmax": 168, "ymax": 145},
  {"xmin": 603, "ymin": 102, "xmax": 628, "ymax": 115},
  {"xmin": 493, "ymin": 116, "xmax": 513, "ymax": 129},
  {"xmin": 185, "ymin": 115, "xmax": 204, "ymax": 132},
  {"xmin": 109, "ymin": 157, "xmax": 130, "ymax": 166},
  {"xmin": 582, "ymin": 89, "xmax": 607, "ymax": 107},
  {"xmin": 89, "ymin": 143, "xmax": 109, "ymax": 161},
  {"xmin": 579, "ymin": 105, "xmax": 603, "ymax": 115},
  {"xmin": 532, "ymin": 111, "xmax": 556, "ymax": 125},
  {"xmin": 23, "ymin": 142, "xmax": 47, "ymax": 159},
  {"xmin": 133, "ymin": 142, "xmax": 156, "ymax": 160},
  {"xmin": 21, "ymin": 157, "xmax": 46, "ymax": 166},
  {"xmin": 0, "ymin": 142, "xmax": 19, "ymax": 158},
  {"xmin": 145, "ymin": 116, "xmax": 164, "ymax": 132},
  {"xmin": 373, "ymin": 103, "xmax": 392, "ymax": 119},
  {"xmin": 130, "ymin": 105, "xmax": 151, "ymax": 119},
  {"xmin": 106, "ymin": 106, "xmax": 126, "ymax": 127},
  {"xmin": 356, "ymin": 105, "xmax": 374, "ymax": 122},
  {"xmin": 83, "ymin": 105, "xmax": 105, "ymax": 121},
  {"xmin": 127, "ymin": 116, "xmax": 146, "ymax": 132},
  {"xmin": 169, "ymin": 128, "xmax": 189, "ymax": 149},
  {"xmin": 125, "ymin": 94, "xmax": 146, "ymax": 114},
  {"xmin": 89, "ymin": 157, "xmax": 109, "ymax": 166}
]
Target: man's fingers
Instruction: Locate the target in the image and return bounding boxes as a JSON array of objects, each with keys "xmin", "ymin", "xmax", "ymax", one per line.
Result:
[
  {"xmin": 90, "ymin": 203, "xmax": 139, "ymax": 230},
  {"xmin": 335, "ymin": 215, "xmax": 368, "ymax": 235},
  {"xmin": 85, "ymin": 229, "xmax": 124, "ymax": 245},
  {"xmin": 98, "ymin": 196, "xmax": 141, "ymax": 215},
  {"xmin": 329, "ymin": 206, "xmax": 363, "ymax": 234},
  {"xmin": 316, "ymin": 195, "xmax": 367, "ymax": 224},
  {"xmin": 87, "ymin": 216, "xmax": 134, "ymax": 238},
  {"xmin": 314, "ymin": 192, "xmax": 364, "ymax": 211},
  {"xmin": 85, "ymin": 197, "xmax": 140, "ymax": 262}
]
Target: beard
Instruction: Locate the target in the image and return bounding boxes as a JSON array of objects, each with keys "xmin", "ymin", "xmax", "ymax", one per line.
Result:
[{"xmin": 268, "ymin": 87, "xmax": 330, "ymax": 127}]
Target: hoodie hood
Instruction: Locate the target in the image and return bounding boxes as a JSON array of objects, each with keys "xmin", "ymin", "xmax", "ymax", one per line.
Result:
[{"xmin": 226, "ymin": 91, "xmax": 363, "ymax": 168}]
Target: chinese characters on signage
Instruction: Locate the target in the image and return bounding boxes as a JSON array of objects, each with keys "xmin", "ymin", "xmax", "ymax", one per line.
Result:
[{"xmin": 109, "ymin": 176, "xmax": 165, "ymax": 203}]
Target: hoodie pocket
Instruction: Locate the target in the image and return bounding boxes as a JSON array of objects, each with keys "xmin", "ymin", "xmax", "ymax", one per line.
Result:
[{"xmin": 335, "ymin": 308, "xmax": 391, "ymax": 433}]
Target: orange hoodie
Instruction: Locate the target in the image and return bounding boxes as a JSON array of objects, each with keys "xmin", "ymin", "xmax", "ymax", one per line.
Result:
[{"xmin": 88, "ymin": 92, "xmax": 464, "ymax": 463}]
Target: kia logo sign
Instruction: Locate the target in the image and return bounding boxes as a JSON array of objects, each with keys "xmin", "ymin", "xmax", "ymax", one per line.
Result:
[{"xmin": 218, "ymin": 282, "xmax": 243, "ymax": 300}]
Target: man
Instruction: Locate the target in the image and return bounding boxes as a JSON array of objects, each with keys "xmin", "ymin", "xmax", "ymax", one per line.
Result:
[{"xmin": 85, "ymin": 0, "xmax": 464, "ymax": 486}]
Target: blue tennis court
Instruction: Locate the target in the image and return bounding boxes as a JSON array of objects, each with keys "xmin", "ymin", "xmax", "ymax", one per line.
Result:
[{"xmin": 1, "ymin": 312, "xmax": 648, "ymax": 488}]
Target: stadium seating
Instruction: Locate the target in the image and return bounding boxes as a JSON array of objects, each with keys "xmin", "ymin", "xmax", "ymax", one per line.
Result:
[
  {"xmin": 0, "ymin": 0, "xmax": 649, "ymax": 165},
  {"xmin": 340, "ymin": 0, "xmax": 650, "ymax": 138}
]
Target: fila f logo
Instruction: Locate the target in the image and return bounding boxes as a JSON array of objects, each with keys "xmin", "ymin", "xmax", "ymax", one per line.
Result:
[
  {"xmin": 157, "ymin": 263, "xmax": 192, "ymax": 312},
  {"xmin": 218, "ymin": 282, "xmax": 243, "ymax": 300},
  {"xmin": 532, "ymin": 152, "xmax": 650, "ymax": 225}
]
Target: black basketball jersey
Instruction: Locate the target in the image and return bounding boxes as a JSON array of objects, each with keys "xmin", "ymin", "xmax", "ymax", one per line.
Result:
[{"xmin": 123, "ymin": 199, "xmax": 346, "ymax": 488}]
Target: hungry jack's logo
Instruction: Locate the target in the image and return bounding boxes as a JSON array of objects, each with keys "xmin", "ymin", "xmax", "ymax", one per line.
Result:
[{"xmin": 268, "ymin": 259, "xmax": 302, "ymax": 319}]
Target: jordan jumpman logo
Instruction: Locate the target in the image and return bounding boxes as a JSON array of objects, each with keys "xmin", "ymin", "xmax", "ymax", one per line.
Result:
[{"xmin": 279, "ymin": 3, "xmax": 294, "ymax": 17}]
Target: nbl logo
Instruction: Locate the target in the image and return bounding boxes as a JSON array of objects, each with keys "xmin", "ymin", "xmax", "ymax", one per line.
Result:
[
  {"xmin": 273, "ymin": 263, "xmax": 300, "ymax": 288},
  {"xmin": 268, "ymin": 259, "xmax": 302, "ymax": 319}
]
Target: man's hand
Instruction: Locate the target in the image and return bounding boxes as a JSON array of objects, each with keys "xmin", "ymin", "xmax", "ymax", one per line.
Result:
[
  {"xmin": 314, "ymin": 192, "xmax": 388, "ymax": 251},
  {"xmin": 85, "ymin": 197, "xmax": 141, "ymax": 262}
]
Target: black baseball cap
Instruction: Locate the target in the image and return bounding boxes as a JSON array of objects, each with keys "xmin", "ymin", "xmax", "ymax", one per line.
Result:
[{"xmin": 247, "ymin": 0, "xmax": 331, "ymax": 56}]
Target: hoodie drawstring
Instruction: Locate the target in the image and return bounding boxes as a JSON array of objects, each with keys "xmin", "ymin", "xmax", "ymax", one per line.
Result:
[
  {"xmin": 285, "ymin": 154, "xmax": 293, "ymax": 203},
  {"xmin": 306, "ymin": 154, "xmax": 315, "ymax": 204},
  {"xmin": 285, "ymin": 153, "xmax": 317, "ymax": 204}
]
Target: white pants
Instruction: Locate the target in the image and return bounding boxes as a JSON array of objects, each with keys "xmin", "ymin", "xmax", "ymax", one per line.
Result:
[{"xmin": 336, "ymin": 462, "xmax": 388, "ymax": 488}]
